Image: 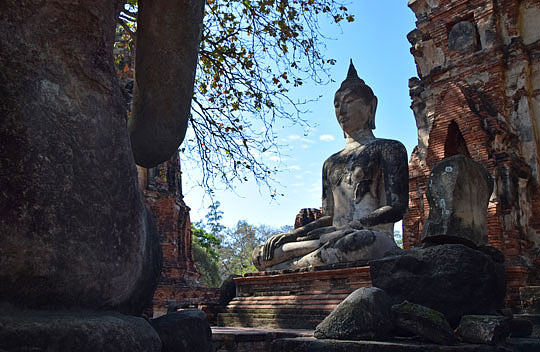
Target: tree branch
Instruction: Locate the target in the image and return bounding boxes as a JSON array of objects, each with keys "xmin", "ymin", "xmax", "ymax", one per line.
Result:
[{"xmin": 117, "ymin": 18, "xmax": 136, "ymax": 46}]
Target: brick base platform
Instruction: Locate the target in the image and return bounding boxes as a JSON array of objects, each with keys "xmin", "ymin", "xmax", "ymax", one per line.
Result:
[{"xmin": 217, "ymin": 265, "xmax": 371, "ymax": 329}]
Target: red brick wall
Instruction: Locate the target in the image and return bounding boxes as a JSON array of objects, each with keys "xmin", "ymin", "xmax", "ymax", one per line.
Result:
[{"xmin": 138, "ymin": 153, "xmax": 220, "ymax": 316}]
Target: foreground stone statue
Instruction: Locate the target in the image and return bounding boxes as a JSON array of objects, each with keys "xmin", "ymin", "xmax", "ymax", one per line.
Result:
[
  {"xmin": 253, "ymin": 62, "xmax": 408, "ymax": 271},
  {"xmin": 0, "ymin": 0, "xmax": 205, "ymax": 350}
]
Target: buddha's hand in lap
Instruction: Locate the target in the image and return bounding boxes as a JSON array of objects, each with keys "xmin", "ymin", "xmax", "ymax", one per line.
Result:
[{"xmin": 262, "ymin": 215, "xmax": 333, "ymax": 261}]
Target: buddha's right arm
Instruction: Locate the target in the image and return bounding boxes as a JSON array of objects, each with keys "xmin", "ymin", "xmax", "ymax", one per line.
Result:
[
  {"xmin": 321, "ymin": 159, "xmax": 335, "ymax": 218},
  {"xmin": 262, "ymin": 216, "xmax": 333, "ymax": 261}
]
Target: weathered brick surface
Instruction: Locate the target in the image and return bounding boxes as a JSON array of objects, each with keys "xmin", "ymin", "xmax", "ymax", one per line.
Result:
[
  {"xmin": 218, "ymin": 266, "xmax": 371, "ymax": 329},
  {"xmin": 138, "ymin": 154, "xmax": 220, "ymax": 317},
  {"xmin": 404, "ymin": 0, "xmax": 540, "ymax": 309}
]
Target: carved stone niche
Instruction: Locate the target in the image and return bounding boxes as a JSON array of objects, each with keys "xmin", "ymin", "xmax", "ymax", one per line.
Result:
[{"xmin": 448, "ymin": 21, "xmax": 479, "ymax": 53}]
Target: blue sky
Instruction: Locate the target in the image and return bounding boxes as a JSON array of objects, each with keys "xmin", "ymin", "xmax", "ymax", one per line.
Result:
[{"xmin": 182, "ymin": 2, "xmax": 419, "ymax": 229}]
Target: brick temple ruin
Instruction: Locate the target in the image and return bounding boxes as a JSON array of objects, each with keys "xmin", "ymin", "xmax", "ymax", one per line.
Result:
[
  {"xmin": 403, "ymin": 0, "xmax": 540, "ymax": 308},
  {"xmin": 136, "ymin": 155, "xmax": 219, "ymax": 317}
]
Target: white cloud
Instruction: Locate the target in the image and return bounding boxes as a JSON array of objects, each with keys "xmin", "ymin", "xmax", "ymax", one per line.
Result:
[
  {"xmin": 300, "ymin": 144, "xmax": 311, "ymax": 149},
  {"xmin": 269, "ymin": 155, "xmax": 281, "ymax": 162},
  {"xmin": 320, "ymin": 134, "xmax": 335, "ymax": 142},
  {"xmin": 289, "ymin": 165, "xmax": 301, "ymax": 170},
  {"xmin": 284, "ymin": 135, "xmax": 315, "ymax": 146}
]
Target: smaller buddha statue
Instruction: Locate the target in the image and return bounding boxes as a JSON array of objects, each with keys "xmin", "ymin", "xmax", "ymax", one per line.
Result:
[{"xmin": 252, "ymin": 61, "xmax": 409, "ymax": 271}]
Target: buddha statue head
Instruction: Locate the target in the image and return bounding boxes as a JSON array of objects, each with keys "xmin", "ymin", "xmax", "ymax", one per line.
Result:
[{"xmin": 334, "ymin": 61, "xmax": 378, "ymax": 135}]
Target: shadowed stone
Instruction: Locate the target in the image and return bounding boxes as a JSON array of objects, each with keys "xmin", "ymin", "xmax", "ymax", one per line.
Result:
[
  {"xmin": 314, "ymin": 287, "xmax": 392, "ymax": 340},
  {"xmin": 456, "ymin": 315, "xmax": 510, "ymax": 345},
  {"xmin": 509, "ymin": 317, "xmax": 533, "ymax": 338},
  {"xmin": 0, "ymin": 309, "xmax": 161, "ymax": 352},
  {"xmin": 150, "ymin": 309, "xmax": 212, "ymax": 352},
  {"xmin": 392, "ymin": 301, "xmax": 457, "ymax": 345},
  {"xmin": 371, "ymin": 244, "xmax": 506, "ymax": 327}
]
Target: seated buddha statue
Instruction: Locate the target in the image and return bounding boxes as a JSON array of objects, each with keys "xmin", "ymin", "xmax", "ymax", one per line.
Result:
[{"xmin": 252, "ymin": 61, "xmax": 409, "ymax": 271}]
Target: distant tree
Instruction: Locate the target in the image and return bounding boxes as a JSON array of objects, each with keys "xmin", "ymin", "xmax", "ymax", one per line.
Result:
[
  {"xmin": 192, "ymin": 224, "xmax": 222, "ymax": 287},
  {"xmin": 218, "ymin": 221, "xmax": 290, "ymax": 278},
  {"xmin": 205, "ymin": 200, "xmax": 226, "ymax": 236},
  {"xmin": 116, "ymin": 0, "xmax": 355, "ymax": 194},
  {"xmin": 191, "ymin": 201, "xmax": 226, "ymax": 287}
]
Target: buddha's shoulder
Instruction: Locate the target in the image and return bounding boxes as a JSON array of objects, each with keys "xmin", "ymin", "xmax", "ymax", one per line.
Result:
[
  {"xmin": 368, "ymin": 138, "xmax": 406, "ymax": 149},
  {"xmin": 323, "ymin": 149, "xmax": 347, "ymax": 170}
]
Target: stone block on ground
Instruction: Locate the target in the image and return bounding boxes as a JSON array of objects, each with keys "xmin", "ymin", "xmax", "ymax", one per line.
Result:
[
  {"xmin": 150, "ymin": 309, "xmax": 212, "ymax": 352},
  {"xmin": 515, "ymin": 314, "xmax": 540, "ymax": 338},
  {"xmin": 455, "ymin": 315, "xmax": 510, "ymax": 345},
  {"xmin": 212, "ymin": 326, "xmax": 312, "ymax": 352},
  {"xmin": 392, "ymin": 301, "xmax": 457, "ymax": 345},
  {"xmin": 314, "ymin": 287, "xmax": 392, "ymax": 340},
  {"xmin": 509, "ymin": 317, "xmax": 533, "ymax": 337},
  {"xmin": 520, "ymin": 286, "xmax": 540, "ymax": 314},
  {"xmin": 370, "ymin": 244, "xmax": 506, "ymax": 327},
  {"xmin": 272, "ymin": 337, "xmax": 513, "ymax": 351},
  {"xmin": 505, "ymin": 337, "xmax": 540, "ymax": 352},
  {"xmin": 0, "ymin": 309, "xmax": 161, "ymax": 352}
]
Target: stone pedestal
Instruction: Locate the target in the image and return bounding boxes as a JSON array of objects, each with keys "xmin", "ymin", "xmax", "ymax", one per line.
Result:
[
  {"xmin": 518, "ymin": 286, "xmax": 540, "ymax": 338},
  {"xmin": 217, "ymin": 265, "xmax": 371, "ymax": 329},
  {"xmin": 0, "ymin": 309, "xmax": 161, "ymax": 352}
]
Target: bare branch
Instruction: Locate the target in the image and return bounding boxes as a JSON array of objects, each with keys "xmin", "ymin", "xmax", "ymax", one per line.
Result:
[{"xmin": 117, "ymin": 18, "xmax": 136, "ymax": 46}]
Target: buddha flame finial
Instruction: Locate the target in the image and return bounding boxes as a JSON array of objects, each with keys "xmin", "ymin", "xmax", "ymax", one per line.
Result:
[{"xmin": 340, "ymin": 59, "xmax": 366, "ymax": 90}]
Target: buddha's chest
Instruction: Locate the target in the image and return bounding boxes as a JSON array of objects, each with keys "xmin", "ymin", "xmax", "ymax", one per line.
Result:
[{"xmin": 327, "ymin": 149, "xmax": 382, "ymax": 191}]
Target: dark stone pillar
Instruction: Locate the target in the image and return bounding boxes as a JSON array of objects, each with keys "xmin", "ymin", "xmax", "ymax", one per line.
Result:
[
  {"xmin": 129, "ymin": 0, "xmax": 205, "ymax": 167},
  {"xmin": 0, "ymin": 0, "xmax": 160, "ymax": 315}
]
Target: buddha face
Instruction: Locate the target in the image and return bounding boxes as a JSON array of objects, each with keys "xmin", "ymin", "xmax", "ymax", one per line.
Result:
[{"xmin": 334, "ymin": 88, "xmax": 376, "ymax": 135}]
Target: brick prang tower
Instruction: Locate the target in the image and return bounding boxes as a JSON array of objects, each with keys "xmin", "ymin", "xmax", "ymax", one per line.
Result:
[{"xmin": 403, "ymin": 0, "xmax": 540, "ymax": 309}]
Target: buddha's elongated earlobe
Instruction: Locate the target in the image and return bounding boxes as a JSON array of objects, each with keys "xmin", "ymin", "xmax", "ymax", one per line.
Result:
[{"xmin": 369, "ymin": 97, "xmax": 377, "ymax": 130}]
